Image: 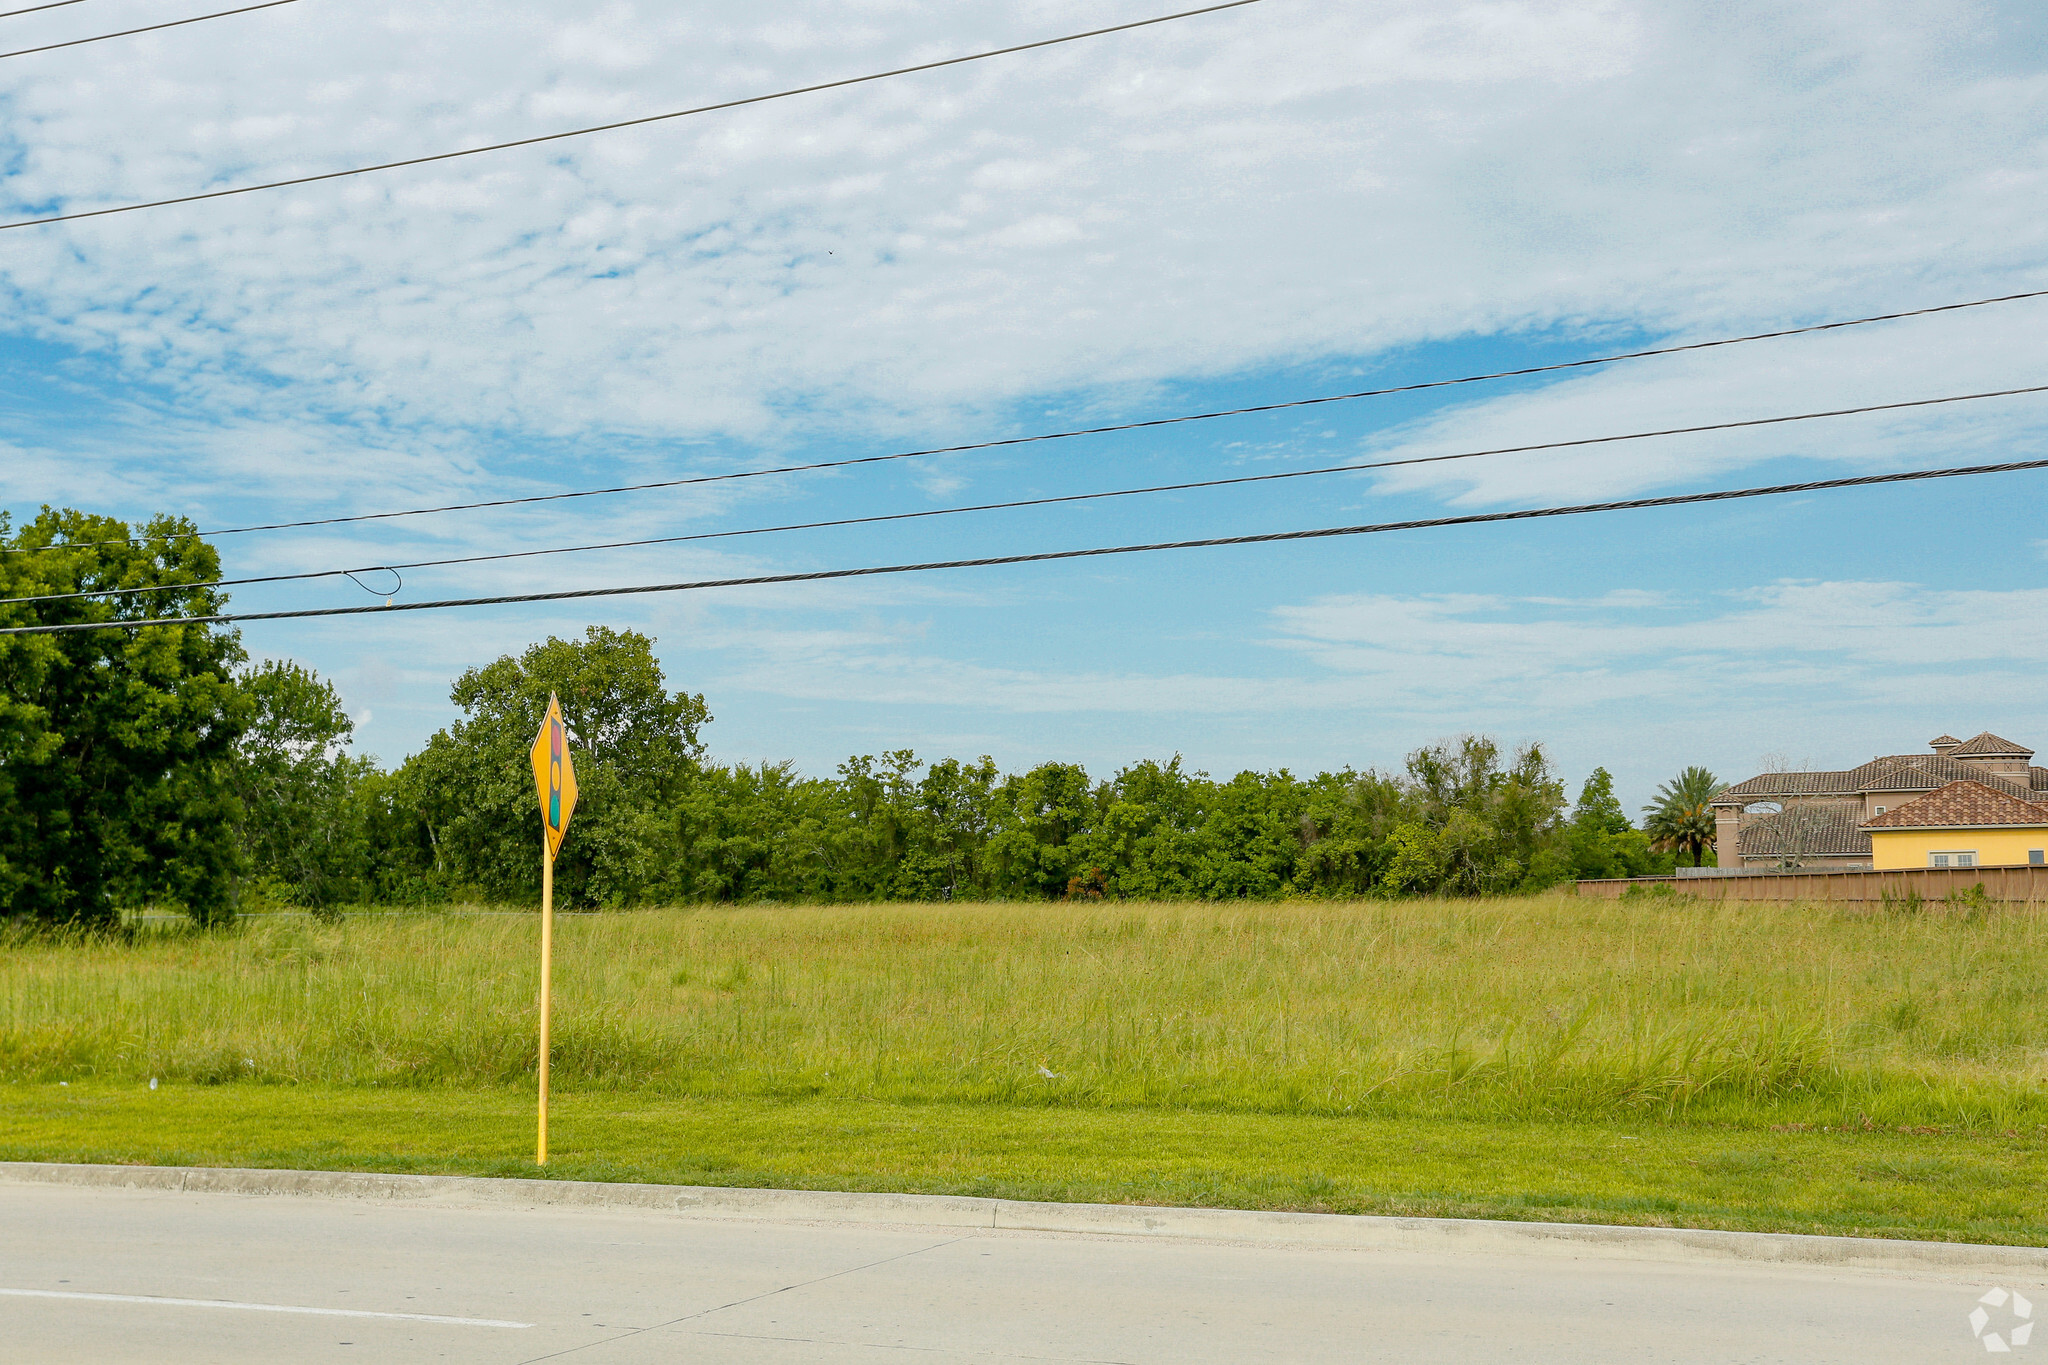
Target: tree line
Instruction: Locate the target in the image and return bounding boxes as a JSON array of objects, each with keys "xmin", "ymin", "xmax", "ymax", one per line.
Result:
[{"xmin": 1, "ymin": 509, "xmax": 1708, "ymax": 925}]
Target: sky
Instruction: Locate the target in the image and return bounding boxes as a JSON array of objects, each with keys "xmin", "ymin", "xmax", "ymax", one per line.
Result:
[{"xmin": 2, "ymin": 0, "xmax": 2046, "ymax": 811}]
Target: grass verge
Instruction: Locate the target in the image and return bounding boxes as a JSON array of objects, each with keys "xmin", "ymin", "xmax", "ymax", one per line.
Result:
[
  {"xmin": 7, "ymin": 897, "xmax": 2048, "ymax": 1128},
  {"xmin": 3, "ymin": 1082, "xmax": 2043, "ymax": 1246}
]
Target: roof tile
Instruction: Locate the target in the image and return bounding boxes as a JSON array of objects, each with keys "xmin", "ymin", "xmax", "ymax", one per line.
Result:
[
  {"xmin": 1862, "ymin": 780, "xmax": 2048, "ymax": 830},
  {"xmin": 1736, "ymin": 806, "xmax": 1871, "ymax": 858},
  {"xmin": 1949, "ymin": 731, "xmax": 2034, "ymax": 757},
  {"xmin": 1713, "ymin": 771, "xmax": 1860, "ymax": 802},
  {"xmin": 1716, "ymin": 755, "xmax": 2041, "ymax": 805},
  {"xmin": 1853, "ymin": 755, "xmax": 2037, "ymax": 799}
]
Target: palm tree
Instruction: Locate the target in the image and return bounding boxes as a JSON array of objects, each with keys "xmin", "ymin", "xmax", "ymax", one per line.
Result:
[{"xmin": 1642, "ymin": 766, "xmax": 1720, "ymax": 867}]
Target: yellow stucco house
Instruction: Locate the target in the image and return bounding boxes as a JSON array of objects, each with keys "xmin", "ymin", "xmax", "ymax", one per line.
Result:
[
  {"xmin": 1862, "ymin": 780, "xmax": 2048, "ymax": 870},
  {"xmin": 1710, "ymin": 730, "xmax": 2048, "ymax": 869}
]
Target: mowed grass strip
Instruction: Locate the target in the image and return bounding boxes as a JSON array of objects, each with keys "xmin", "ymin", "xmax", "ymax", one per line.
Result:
[
  {"xmin": 3, "ymin": 1084, "xmax": 2043, "ymax": 1245},
  {"xmin": 4, "ymin": 896, "xmax": 2046, "ymax": 1126}
]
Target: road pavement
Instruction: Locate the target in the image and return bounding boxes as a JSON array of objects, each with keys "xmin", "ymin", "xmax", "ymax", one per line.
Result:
[{"xmin": 2, "ymin": 1178, "xmax": 2039, "ymax": 1363}]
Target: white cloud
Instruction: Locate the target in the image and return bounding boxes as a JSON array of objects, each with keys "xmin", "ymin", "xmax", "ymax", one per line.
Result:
[
  {"xmin": 0, "ymin": 0, "xmax": 2041, "ymax": 480},
  {"xmin": 671, "ymin": 576, "xmax": 2048, "ymax": 802},
  {"xmin": 686, "ymin": 578, "xmax": 2048, "ymax": 717},
  {"xmin": 1354, "ymin": 302, "xmax": 2048, "ymax": 506},
  {"xmin": 4, "ymin": 0, "xmax": 2045, "ymax": 798}
]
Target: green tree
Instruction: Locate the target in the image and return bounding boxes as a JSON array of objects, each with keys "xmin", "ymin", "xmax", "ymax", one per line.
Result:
[
  {"xmin": 229, "ymin": 660, "xmax": 382, "ymax": 912},
  {"xmin": 1572, "ymin": 768, "xmax": 1631, "ymax": 834},
  {"xmin": 912, "ymin": 755, "xmax": 1003, "ymax": 897},
  {"xmin": 0, "ymin": 509, "xmax": 248, "ymax": 926},
  {"xmin": 1565, "ymin": 767, "xmax": 1671, "ymax": 880},
  {"xmin": 665, "ymin": 760, "xmax": 839, "ymax": 902},
  {"xmin": 1394, "ymin": 736, "xmax": 1568, "ymax": 894},
  {"xmin": 1380, "ymin": 822, "xmax": 1446, "ymax": 895},
  {"xmin": 987, "ymin": 762, "xmax": 1101, "ymax": 898},
  {"xmin": 1079, "ymin": 757, "xmax": 1205, "ymax": 898},
  {"xmin": 1294, "ymin": 769, "xmax": 1410, "ymax": 896},
  {"xmin": 397, "ymin": 626, "xmax": 708, "ymax": 904},
  {"xmin": 1643, "ymin": 766, "xmax": 1721, "ymax": 867}
]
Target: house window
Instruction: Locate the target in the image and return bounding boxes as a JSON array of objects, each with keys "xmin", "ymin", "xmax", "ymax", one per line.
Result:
[
  {"xmin": 1874, "ymin": 806, "xmax": 1886, "ymax": 815},
  {"xmin": 2031, "ymin": 850, "xmax": 2045, "ymax": 866},
  {"xmin": 1930, "ymin": 851, "xmax": 1978, "ymax": 868}
]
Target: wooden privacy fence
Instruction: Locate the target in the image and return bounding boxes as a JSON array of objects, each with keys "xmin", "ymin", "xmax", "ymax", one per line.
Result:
[{"xmin": 1576, "ymin": 864, "xmax": 2048, "ymax": 903}]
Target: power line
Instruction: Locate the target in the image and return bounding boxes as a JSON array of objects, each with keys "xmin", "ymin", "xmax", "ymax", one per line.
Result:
[
  {"xmin": 0, "ymin": 0, "xmax": 1267, "ymax": 232},
  {"xmin": 8, "ymin": 456, "xmax": 2045, "ymax": 636},
  {"xmin": 11, "ymin": 379, "xmax": 2048, "ymax": 608},
  {"xmin": 10, "ymin": 287, "xmax": 2046, "ymax": 560},
  {"xmin": 0, "ymin": 0, "xmax": 93, "ymax": 18},
  {"xmin": 0, "ymin": 0, "xmax": 296, "ymax": 61}
]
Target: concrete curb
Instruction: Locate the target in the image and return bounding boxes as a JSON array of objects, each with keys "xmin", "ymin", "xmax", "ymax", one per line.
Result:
[{"xmin": 4, "ymin": 1161, "xmax": 2043, "ymax": 1275}]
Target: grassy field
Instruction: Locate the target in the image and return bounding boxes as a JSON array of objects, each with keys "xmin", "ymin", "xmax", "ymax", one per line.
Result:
[{"xmin": 3, "ymin": 894, "xmax": 2045, "ymax": 1241}]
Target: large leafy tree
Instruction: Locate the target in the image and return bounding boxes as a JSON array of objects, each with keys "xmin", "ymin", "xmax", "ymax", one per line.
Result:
[
  {"xmin": 1398, "ymin": 736, "xmax": 1568, "ymax": 894},
  {"xmin": 1643, "ymin": 766, "xmax": 1721, "ymax": 867},
  {"xmin": 0, "ymin": 509, "xmax": 248, "ymax": 925},
  {"xmin": 230, "ymin": 660, "xmax": 389, "ymax": 911},
  {"xmin": 987, "ymin": 761, "xmax": 1101, "ymax": 898},
  {"xmin": 397, "ymin": 626, "xmax": 709, "ymax": 904},
  {"xmin": 1565, "ymin": 767, "xmax": 1669, "ymax": 880}
]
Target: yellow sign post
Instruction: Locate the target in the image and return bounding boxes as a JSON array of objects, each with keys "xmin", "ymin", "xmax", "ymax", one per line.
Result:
[{"xmin": 528, "ymin": 692, "xmax": 578, "ymax": 1165}]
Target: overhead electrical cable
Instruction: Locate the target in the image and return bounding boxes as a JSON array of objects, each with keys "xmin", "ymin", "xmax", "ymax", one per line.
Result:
[
  {"xmin": 0, "ymin": 0, "xmax": 297, "ymax": 61},
  {"xmin": 7, "ymin": 288, "xmax": 2046, "ymax": 560},
  {"xmin": 7, "ymin": 457, "xmax": 2046, "ymax": 636},
  {"xmin": 9, "ymin": 379, "xmax": 2048, "ymax": 608},
  {"xmin": 0, "ymin": 0, "xmax": 1266, "ymax": 231},
  {"xmin": 0, "ymin": 0, "xmax": 93, "ymax": 18}
]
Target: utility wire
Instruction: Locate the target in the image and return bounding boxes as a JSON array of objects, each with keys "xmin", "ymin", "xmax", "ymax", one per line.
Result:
[
  {"xmin": 0, "ymin": 0, "xmax": 92, "ymax": 18},
  {"xmin": 0, "ymin": 0, "xmax": 1266, "ymax": 231},
  {"xmin": 9, "ymin": 379, "xmax": 2048, "ymax": 608},
  {"xmin": 0, "ymin": 0, "xmax": 296, "ymax": 61},
  {"xmin": 9, "ymin": 287, "xmax": 2046, "ymax": 560},
  {"xmin": 7, "ymin": 457, "xmax": 2045, "ymax": 636}
]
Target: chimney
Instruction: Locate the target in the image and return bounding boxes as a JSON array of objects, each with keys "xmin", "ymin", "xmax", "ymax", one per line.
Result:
[{"xmin": 1930, "ymin": 734, "xmax": 1961, "ymax": 757}]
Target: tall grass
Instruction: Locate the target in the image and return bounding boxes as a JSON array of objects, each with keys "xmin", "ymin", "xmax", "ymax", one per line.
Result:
[{"xmin": 4, "ymin": 895, "xmax": 2045, "ymax": 1126}]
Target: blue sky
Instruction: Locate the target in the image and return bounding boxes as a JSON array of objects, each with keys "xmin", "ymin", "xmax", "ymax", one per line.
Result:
[{"xmin": 3, "ymin": 0, "xmax": 2047, "ymax": 811}]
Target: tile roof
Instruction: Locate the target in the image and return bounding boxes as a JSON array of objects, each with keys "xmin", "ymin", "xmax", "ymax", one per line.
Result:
[
  {"xmin": 1713, "ymin": 771, "xmax": 1861, "ymax": 803},
  {"xmin": 1929, "ymin": 734, "xmax": 1961, "ymax": 746},
  {"xmin": 1736, "ymin": 805, "xmax": 1872, "ymax": 858},
  {"xmin": 1851, "ymin": 755, "xmax": 2038, "ymax": 799},
  {"xmin": 1716, "ymin": 755, "xmax": 2041, "ymax": 805},
  {"xmin": 1712, "ymin": 735, "xmax": 2047, "ymax": 808},
  {"xmin": 1949, "ymin": 731, "xmax": 2034, "ymax": 757},
  {"xmin": 1862, "ymin": 780, "xmax": 2048, "ymax": 830}
]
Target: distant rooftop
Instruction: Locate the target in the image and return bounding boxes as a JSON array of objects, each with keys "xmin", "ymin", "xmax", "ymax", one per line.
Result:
[
  {"xmin": 1711, "ymin": 731, "xmax": 2046, "ymax": 807},
  {"xmin": 1736, "ymin": 806, "xmax": 1871, "ymax": 858},
  {"xmin": 1863, "ymin": 780, "xmax": 2048, "ymax": 831},
  {"xmin": 1949, "ymin": 731, "xmax": 2034, "ymax": 758}
]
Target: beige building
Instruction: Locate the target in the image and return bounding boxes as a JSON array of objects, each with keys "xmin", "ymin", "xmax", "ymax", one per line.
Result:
[{"xmin": 1710, "ymin": 732, "xmax": 2048, "ymax": 869}]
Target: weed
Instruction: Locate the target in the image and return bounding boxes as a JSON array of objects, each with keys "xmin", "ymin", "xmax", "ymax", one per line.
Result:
[
  {"xmin": 1945, "ymin": 883, "xmax": 1993, "ymax": 914},
  {"xmin": 1, "ymin": 895, "xmax": 2045, "ymax": 1127}
]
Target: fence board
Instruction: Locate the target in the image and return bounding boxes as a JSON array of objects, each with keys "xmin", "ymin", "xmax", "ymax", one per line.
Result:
[{"xmin": 1575, "ymin": 864, "xmax": 2048, "ymax": 903}]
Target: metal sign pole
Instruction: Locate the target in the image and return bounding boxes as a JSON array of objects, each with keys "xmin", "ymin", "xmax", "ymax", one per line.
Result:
[
  {"xmin": 528, "ymin": 690, "xmax": 577, "ymax": 1170},
  {"xmin": 538, "ymin": 832, "xmax": 553, "ymax": 1166}
]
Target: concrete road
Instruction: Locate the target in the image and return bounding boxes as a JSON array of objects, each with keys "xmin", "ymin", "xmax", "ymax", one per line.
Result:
[{"xmin": 1, "ymin": 1180, "xmax": 2038, "ymax": 1363}]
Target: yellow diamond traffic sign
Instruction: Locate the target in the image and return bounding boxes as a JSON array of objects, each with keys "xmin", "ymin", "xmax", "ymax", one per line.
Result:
[{"xmin": 530, "ymin": 692, "xmax": 578, "ymax": 861}]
